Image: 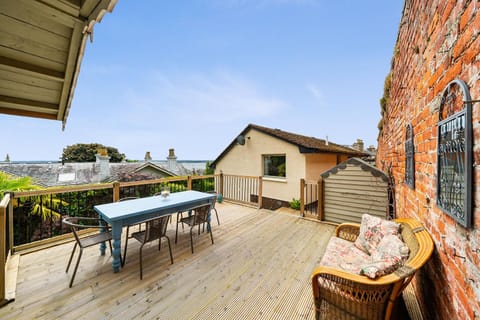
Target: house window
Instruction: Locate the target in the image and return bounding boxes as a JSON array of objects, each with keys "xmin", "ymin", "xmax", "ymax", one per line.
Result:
[
  {"xmin": 405, "ymin": 124, "xmax": 415, "ymax": 189},
  {"xmin": 263, "ymin": 155, "xmax": 286, "ymax": 178},
  {"xmin": 436, "ymin": 79, "xmax": 473, "ymax": 228}
]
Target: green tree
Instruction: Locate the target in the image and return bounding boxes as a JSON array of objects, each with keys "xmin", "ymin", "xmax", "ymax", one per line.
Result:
[
  {"xmin": 61, "ymin": 143, "xmax": 125, "ymax": 163},
  {"xmin": 5, "ymin": 154, "xmax": 10, "ymax": 162},
  {"xmin": 204, "ymin": 161, "xmax": 214, "ymax": 175}
]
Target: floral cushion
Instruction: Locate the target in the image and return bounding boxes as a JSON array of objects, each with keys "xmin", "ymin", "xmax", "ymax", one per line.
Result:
[
  {"xmin": 320, "ymin": 236, "xmax": 370, "ymax": 274},
  {"xmin": 360, "ymin": 235, "xmax": 409, "ymax": 279},
  {"xmin": 354, "ymin": 214, "xmax": 401, "ymax": 255},
  {"xmin": 320, "ymin": 229, "xmax": 409, "ymax": 279}
]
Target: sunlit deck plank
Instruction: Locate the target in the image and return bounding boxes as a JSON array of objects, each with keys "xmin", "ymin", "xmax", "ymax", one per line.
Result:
[{"xmin": 0, "ymin": 202, "xmax": 335, "ymax": 320}]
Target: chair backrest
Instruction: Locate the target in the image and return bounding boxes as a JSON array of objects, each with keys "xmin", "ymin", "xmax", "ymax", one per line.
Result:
[
  {"xmin": 63, "ymin": 217, "xmax": 109, "ymax": 243},
  {"xmin": 119, "ymin": 196, "xmax": 139, "ymax": 202},
  {"xmin": 193, "ymin": 205, "xmax": 211, "ymax": 224},
  {"xmin": 143, "ymin": 215, "xmax": 169, "ymax": 243},
  {"xmin": 207, "ymin": 192, "xmax": 217, "ymax": 206}
]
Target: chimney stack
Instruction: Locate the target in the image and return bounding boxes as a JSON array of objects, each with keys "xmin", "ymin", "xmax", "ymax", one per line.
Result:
[
  {"xmin": 167, "ymin": 148, "xmax": 177, "ymax": 171},
  {"xmin": 95, "ymin": 148, "xmax": 110, "ymax": 180},
  {"xmin": 353, "ymin": 139, "xmax": 365, "ymax": 152},
  {"xmin": 144, "ymin": 151, "xmax": 152, "ymax": 162}
]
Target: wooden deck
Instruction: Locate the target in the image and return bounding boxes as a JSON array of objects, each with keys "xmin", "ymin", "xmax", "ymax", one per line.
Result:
[{"xmin": 0, "ymin": 202, "xmax": 336, "ymax": 320}]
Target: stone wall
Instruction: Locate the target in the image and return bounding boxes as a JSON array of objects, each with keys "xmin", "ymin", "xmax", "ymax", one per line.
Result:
[{"xmin": 376, "ymin": 1, "xmax": 480, "ymax": 319}]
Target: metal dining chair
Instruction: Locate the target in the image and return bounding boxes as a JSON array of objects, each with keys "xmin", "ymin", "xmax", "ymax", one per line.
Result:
[
  {"xmin": 119, "ymin": 196, "xmax": 139, "ymax": 267},
  {"xmin": 125, "ymin": 215, "xmax": 173, "ymax": 279},
  {"xmin": 63, "ymin": 216, "xmax": 112, "ymax": 288},
  {"xmin": 208, "ymin": 192, "xmax": 220, "ymax": 225},
  {"xmin": 175, "ymin": 204, "xmax": 214, "ymax": 253}
]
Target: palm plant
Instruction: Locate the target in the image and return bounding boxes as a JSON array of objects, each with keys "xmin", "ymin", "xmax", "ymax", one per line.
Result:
[{"xmin": 0, "ymin": 172, "xmax": 39, "ymax": 198}]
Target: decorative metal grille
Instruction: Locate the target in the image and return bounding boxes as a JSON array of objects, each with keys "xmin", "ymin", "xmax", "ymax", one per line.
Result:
[
  {"xmin": 436, "ymin": 79, "xmax": 473, "ymax": 228},
  {"xmin": 405, "ymin": 124, "xmax": 415, "ymax": 188}
]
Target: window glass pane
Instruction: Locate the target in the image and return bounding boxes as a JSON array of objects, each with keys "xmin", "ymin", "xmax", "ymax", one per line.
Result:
[
  {"xmin": 405, "ymin": 124, "xmax": 415, "ymax": 189},
  {"xmin": 263, "ymin": 155, "xmax": 286, "ymax": 177}
]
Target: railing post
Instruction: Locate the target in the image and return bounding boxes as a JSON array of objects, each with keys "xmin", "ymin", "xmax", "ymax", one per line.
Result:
[
  {"xmin": 300, "ymin": 179, "xmax": 305, "ymax": 217},
  {"xmin": 0, "ymin": 193, "xmax": 10, "ymax": 304},
  {"xmin": 258, "ymin": 176, "xmax": 263, "ymax": 209},
  {"xmin": 7, "ymin": 192, "xmax": 13, "ymax": 253},
  {"xmin": 113, "ymin": 182, "xmax": 120, "ymax": 202},
  {"xmin": 187, "ymin": 175, "xmax": 192, "ymax": 190},
  {"xmin": 219, "ymin": 173, "xmax": 224, "ymax": 197},
  {"xmin": 318, "ymin": 177, "xmax": 324, "ymax": 221}
]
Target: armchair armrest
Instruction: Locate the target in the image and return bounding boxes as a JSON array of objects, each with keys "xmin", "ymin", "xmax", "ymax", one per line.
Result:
[
  {"xmin": 335, "ymin": 223, "xmax": 360, "ymax": 242},
  {"xmin": 311, "ymin": 265, "xmax": 407, "ymax": 319}
]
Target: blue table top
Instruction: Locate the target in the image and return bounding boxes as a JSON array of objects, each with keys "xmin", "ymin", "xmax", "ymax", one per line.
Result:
[{"xmin": 94, "ymin": 190, "xmax": 215, "ymax": 222}]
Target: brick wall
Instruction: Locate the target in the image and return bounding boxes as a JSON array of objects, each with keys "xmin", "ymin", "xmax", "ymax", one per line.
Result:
[{"xmin": 377, "ymin": 1, "xmax": 480, "ymax": 319}]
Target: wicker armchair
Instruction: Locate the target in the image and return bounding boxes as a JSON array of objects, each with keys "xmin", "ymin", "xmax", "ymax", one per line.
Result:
[{"xmin": 311, "ymin": 218, "xmax": 434, "ymax": 320}]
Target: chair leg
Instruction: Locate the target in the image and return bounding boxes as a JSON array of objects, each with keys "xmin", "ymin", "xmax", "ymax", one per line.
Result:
[
  {"xmin": 69, "ymin": 247, "xmax": 83, "ymax": 288},
  {"xmin": 139, "ymin": 244, "xmax": 144, "ymax": 280},
  {"xmin": 122, "ymin": 226, "xmax": 130, "ymax": 267},
  {"xmin": 175, "ymin": 218, "xmax": 179, "ymax": 244},
  {"xmin": 190, "ymin": 227, "xmax": 194, "ymax": 254},
  {"xmin": 165, "ymin": 236, "xmax": 174, "ymax": 264},
  {"xmin": 213, "ymin": 207, "xmax": 220, "ymax": 225},
  {"xmin": 178, "ymin": 212, "xmax": 184, "ymax": 230},
  {"xmin": 208, "ymin": 222, "xmax": 214, "ymax": 244},
  {"xmin": 66, "ymin": 242, "xmax": 78, "ymax": 273}
]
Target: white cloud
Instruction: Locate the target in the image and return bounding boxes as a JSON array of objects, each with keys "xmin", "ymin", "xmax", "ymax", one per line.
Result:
[
  {"xmin": 306, "ymin": 83, "xmax": 326, "ymax": 106},
  {"xmin": 71, "ymin": 70, "xmax": 289, "ymax": 159},
  {"xmin": 123, "ymin": 71, "xmax": 287, "ymax": 124}
]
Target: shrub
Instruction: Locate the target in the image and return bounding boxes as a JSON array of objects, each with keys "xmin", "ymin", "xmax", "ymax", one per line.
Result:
[{"xmin": 290, "ymin": 198, "xmax": 300, "ymax": 210}]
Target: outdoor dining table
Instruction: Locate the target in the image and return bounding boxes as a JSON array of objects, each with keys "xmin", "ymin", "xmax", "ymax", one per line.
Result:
[{"xmin": 94, "ymin": 190, "xmax": 216, "ymax": 272}]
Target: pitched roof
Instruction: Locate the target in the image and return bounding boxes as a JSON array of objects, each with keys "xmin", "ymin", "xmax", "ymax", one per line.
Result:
[
  {"xmin": 321, "ymin": 157, "xmax": 388, "ymax": 182},
  {"xmin": 211, "ymin": 123, "xmax": 367, "ymax": 167},
  {"xmin": 0, "ymin": 0, "xmax": 117, "ymax": 128},
  {"xmin": 0, "ymin": 161, "xmax": 188, "ymax": 187}
]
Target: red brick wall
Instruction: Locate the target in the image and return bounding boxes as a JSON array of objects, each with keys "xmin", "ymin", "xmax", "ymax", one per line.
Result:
[{"xmin": 376, "ymin": 1, "xmax": 480, "ymax": 319}]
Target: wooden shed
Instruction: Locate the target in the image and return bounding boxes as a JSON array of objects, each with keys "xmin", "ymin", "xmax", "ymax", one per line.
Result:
[{"xmin": 320, "ymin": 157, "xmax": 389, "ymax": 224}]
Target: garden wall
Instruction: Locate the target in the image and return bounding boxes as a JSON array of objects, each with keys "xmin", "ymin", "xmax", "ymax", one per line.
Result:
[{"xmin": 376, "ymin": 1, "xmax": 480, "ymax": 318}]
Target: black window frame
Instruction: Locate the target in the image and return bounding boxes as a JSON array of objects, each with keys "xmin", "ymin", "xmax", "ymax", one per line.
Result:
[
  {"xmin": 436, "ymin": 79, "xmax": 473, "ymax": 228},
  {"xmin": 262, "ymin": 154, "xmax": 286, "ymax": 178},
  {"xmin": 405, "ymin": 123, "xmax": 415, "ymax": 189}
]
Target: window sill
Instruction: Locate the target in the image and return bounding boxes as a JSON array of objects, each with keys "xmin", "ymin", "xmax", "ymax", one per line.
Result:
[{"xmin": 263, "ymin": 176, "xmax": 287, "ymax": 183}]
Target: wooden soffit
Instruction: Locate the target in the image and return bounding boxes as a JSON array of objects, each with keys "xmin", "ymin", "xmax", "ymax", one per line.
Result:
[{"xmin": 0, "ymin": 0, "xmax": 117, "ymax": 129}]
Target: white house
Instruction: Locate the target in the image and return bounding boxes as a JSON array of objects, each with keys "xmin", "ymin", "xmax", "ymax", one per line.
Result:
[{"xmin": 210, "ymin": 124, "xmax": 366, "ymax": 209}]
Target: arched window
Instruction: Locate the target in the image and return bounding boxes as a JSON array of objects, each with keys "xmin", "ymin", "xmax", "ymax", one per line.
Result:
[
  {"xmin": 405, "ymin": 124, "xmax": 415, "ymax": 189},
  {"xmin": 437, "ymin": 79, "xmax": 473, "ymax": 228}
]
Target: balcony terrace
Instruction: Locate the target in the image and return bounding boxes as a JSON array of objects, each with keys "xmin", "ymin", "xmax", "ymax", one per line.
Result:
[
  {"xmin": 1, "ymin": 202, "xmax": 337, "ymax": 319},
  {"xmin": 0, "ymin": 174, "xmax": 416, "ymax": 319}
]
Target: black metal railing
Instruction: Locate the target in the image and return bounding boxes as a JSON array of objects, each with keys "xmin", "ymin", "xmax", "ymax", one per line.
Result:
[
  {"xmin": 12, "ymin": 185, "xmax": 114, "ymax": 246},
  {"xmin": 300, "ymin": 179, "xmax": 321, "ymax": 219},
  {"xmin": 8, "ymin": 174, "xmax": 252, "ymax": 247}
]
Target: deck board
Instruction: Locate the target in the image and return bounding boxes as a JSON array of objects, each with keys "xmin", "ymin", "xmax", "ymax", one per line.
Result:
[{"xmin": 0, "ymin": 202, "xmax": 335, "ymax": 320}]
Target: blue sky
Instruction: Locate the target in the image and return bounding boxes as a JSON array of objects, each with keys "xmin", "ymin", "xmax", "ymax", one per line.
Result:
[{"xmin": 2, "ymin": 0, "xmax": 403, "ymax": 161}]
